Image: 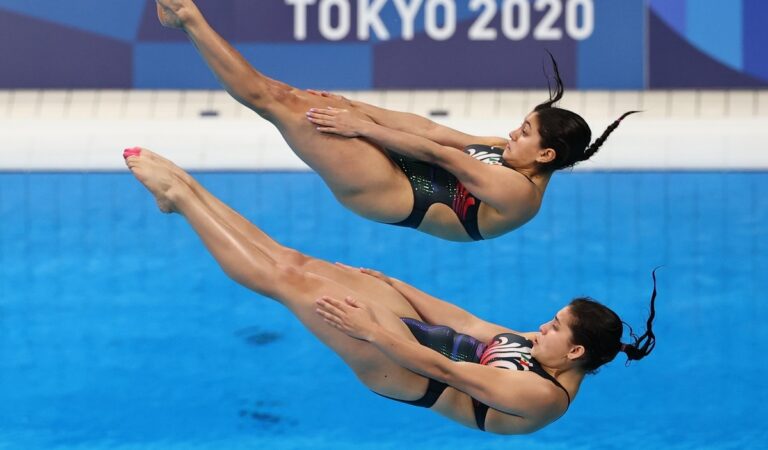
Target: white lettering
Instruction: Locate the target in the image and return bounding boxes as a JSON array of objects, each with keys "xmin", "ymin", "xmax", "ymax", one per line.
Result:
[
  {"xmin": 393, "ymin": 0, "xmax": 424, "ymax": 40},
  {"xmin": 425, "ymin": 0, "xmax": 455, "ymax": 41},
  {"xmin": 287, "ymin": 0, "xmax": 593, "ymax": 43},
  {"xmin": 357, "ymin": 0, "xmax": 389, "ymax": 40},
  {"xmin": 319, "ymin": 0, "xmax": 351, "ymax": 41},
  {"xmin": 565, "ymin": 0, "xmax": 594, "ymax": 40},
  {"xmin": 533, "ymin": 0, "xmax": 563, "ymax": 40},
  {"xmin": 468, "ymin": 0, "xmax": 497, "ymax": 41},
  {"xmin": 285, "ymin": 0, "xmax": 317, "ymax": 40},
  {"xmin": 501, "ymin": 0, "xmax": 530, "ymax": 41}
]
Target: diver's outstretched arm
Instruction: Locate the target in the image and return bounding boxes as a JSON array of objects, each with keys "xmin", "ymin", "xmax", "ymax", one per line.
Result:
[
  {"xmin": 353, "ymin": 102, "xmax": 506, "ymax": 149},
  {"xmin": 340, "ymin": 265, "xmax": 518, "ymax": 342},
  {"xmin": 308, "ymin": 90, "xmax": 505, "ymax": 148}
]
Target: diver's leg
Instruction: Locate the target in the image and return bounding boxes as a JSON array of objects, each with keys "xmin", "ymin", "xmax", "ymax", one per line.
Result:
[
  {"xmin": 139, "ymin": 149, "xmax": 417, "ymax": 304},
  {"xmin": 155, "ymin": 0, "xmax": 412, "ymax": 222},
  {"xmin": 125, "ymin": 150, "xmax": 428, "ymax": 398}
]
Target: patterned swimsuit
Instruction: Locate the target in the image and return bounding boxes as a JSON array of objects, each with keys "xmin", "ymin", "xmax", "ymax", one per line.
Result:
[
  {"xmin": 387, "ymin": 144, "xmax": 510, "ymax": 241},
  {"xmin": 382, "ymin": 319, "xmax": 571, "ymax": 431}
]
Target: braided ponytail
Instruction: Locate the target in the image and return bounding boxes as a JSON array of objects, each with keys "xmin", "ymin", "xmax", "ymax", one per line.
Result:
[
  {"xmin": 620, "ymin": 268, "xmax": 659, "ymax": 363},
  {"xmin": 568, "ymin": 268, "xmax": 660, "ymax": 374},
  {"xmin": 530, "ymin": 53, "xmax": 640, "ymax": 172},
  {"xmin": 582, "ymin": 111, "xmax": 642, "ymax": 161}
]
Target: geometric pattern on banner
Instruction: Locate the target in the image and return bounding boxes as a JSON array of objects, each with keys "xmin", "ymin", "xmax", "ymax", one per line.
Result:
[
  {"xmin": 648, "ymin": 10, "xmax": 766, "ymax": 88},
  {"xmin": 0, "ymin": 0, "xmax": 146, "ymax": 42},
  {"xmin": 648, "ymin": 0, "xmax": 768, "ymax": 84},
  {"xmin": 0, "ymin": 8, "xmax": 132, "ymax": 88}
]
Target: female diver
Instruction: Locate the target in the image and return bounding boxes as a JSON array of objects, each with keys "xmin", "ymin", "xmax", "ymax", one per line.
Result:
[
  {"xmin": 124, "ymin": 147, "xmax": 656, "ymax": 434},
  {"xmin": 154, "ymin": 0, "xmax": 638, "ymax": 241}
]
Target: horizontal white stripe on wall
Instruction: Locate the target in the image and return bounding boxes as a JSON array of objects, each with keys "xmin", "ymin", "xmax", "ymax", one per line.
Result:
[{"xmin": 1, "ymin": 89, "xmax": 767, "ymax": 170}]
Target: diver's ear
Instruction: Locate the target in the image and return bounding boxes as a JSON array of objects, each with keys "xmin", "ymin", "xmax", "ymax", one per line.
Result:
[
  {"xmin": 567, "ymin": 344, "xmax": 585, "ymax": 361},
  {"xmin": 537, "ymin": 148, "xmax": 556, "ymax": 164}
]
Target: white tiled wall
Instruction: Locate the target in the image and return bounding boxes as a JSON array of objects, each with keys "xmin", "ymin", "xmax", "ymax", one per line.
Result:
[
  {"xmin": 758, "ymin": 91, "xmax": 768, "ymax": 115},
  {"xmin": 727, "ymin": 91, "xmax": 756, "ymax": 117},
  {"xmin": 1, "ymin": 89, "xmax": 767, "ymax": 170},
  {"xmin": 467, "ymin": 90, "xmax": 497, "ymax": 118}
]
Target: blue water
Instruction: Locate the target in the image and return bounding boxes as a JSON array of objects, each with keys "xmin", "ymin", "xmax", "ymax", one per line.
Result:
[{"xmin": 1, "ymin": 171, "xmax": 767, "ymax": 449}]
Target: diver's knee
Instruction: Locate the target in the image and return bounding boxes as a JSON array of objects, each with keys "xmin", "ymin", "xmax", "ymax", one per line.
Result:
[
  {"xmin": 237, "ymin": 79, "xmax": 299, "ymax": 119},
  {"xmin": 279, "ymin": 247, "xmax": 312, "ymax": 267},
  {"xmin": 271, "ymin": 262, "xmax": 318, "ymax": 299}
]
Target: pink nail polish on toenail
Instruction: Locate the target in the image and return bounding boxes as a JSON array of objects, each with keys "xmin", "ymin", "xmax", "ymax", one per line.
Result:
[{"xmin": 123, "ymin": 148, "xmax": 141, "ymax": 159}]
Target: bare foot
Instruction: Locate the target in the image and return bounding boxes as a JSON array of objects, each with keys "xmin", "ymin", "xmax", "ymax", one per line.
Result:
[
  {"xmin": 136, "ymin": 147, "xmax": 196, "ymax": 188},
  {"xmin": 156, "ymin": 0, "xmax": 200, "ymax": 29},
  {"xmin": 124, "ymin": 148, "xmax": 189, "ymax": 213}
]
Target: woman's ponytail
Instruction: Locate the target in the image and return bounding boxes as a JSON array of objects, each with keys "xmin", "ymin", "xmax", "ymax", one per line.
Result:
[{"xmin": 620, "ymin": 268, "xmax": 659, "ymax": 363}]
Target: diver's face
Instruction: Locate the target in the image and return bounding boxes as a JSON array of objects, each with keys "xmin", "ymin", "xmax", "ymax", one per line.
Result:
[
  {"xmin": 531, "ymin": 306, "xmax": 580, "ymax": 366},
  {"xmin": 502, "ymin": 112, "xmax": 547, "ymax": 167}
]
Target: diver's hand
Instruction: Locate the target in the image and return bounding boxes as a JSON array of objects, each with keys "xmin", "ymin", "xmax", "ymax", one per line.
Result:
[
  {"xmin": 316, "ymin": 296, "xmax": 378, "ymax": 341},
  {"xmin": 306, "ymin": 107, "xmax": 369, "ymax": 138}
]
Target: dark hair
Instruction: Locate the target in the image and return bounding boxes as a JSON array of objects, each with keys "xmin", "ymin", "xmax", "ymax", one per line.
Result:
[
  {"xmin": 533, "ymin": 53, "xmax": 640, "ymax": 172},
  {"xmin": 567, "ymin": 269, "xmax": 659, "ymax": 374}
]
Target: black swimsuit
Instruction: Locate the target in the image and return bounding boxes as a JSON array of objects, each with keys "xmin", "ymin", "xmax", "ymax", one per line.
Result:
[
  {"xmin": 472, "ymin": 332, "xmax": 571, "ymax": 430},
  {"xmin": 387, "ymin": 144, "xmax": 511, "ymax": 241},
  {"xmin": 384, "ymin": 319, "xmax": 571, "ymax": 431}
]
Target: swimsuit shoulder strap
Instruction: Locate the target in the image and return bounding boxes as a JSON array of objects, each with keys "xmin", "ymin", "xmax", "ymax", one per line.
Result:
[{"xmin": 534, "ymin": 369, "xmax": 572, "ymax": 406}]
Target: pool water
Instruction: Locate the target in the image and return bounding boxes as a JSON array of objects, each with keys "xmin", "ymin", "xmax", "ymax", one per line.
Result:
[{"xmin": 1, "ymin": 171, "xmax": 766, "ymax": 449}]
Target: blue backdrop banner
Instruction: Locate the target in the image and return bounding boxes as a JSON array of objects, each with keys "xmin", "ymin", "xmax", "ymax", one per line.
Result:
[{"xmin": 0, "ymin": 0, "xmax": 765, "ymax": 89}]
